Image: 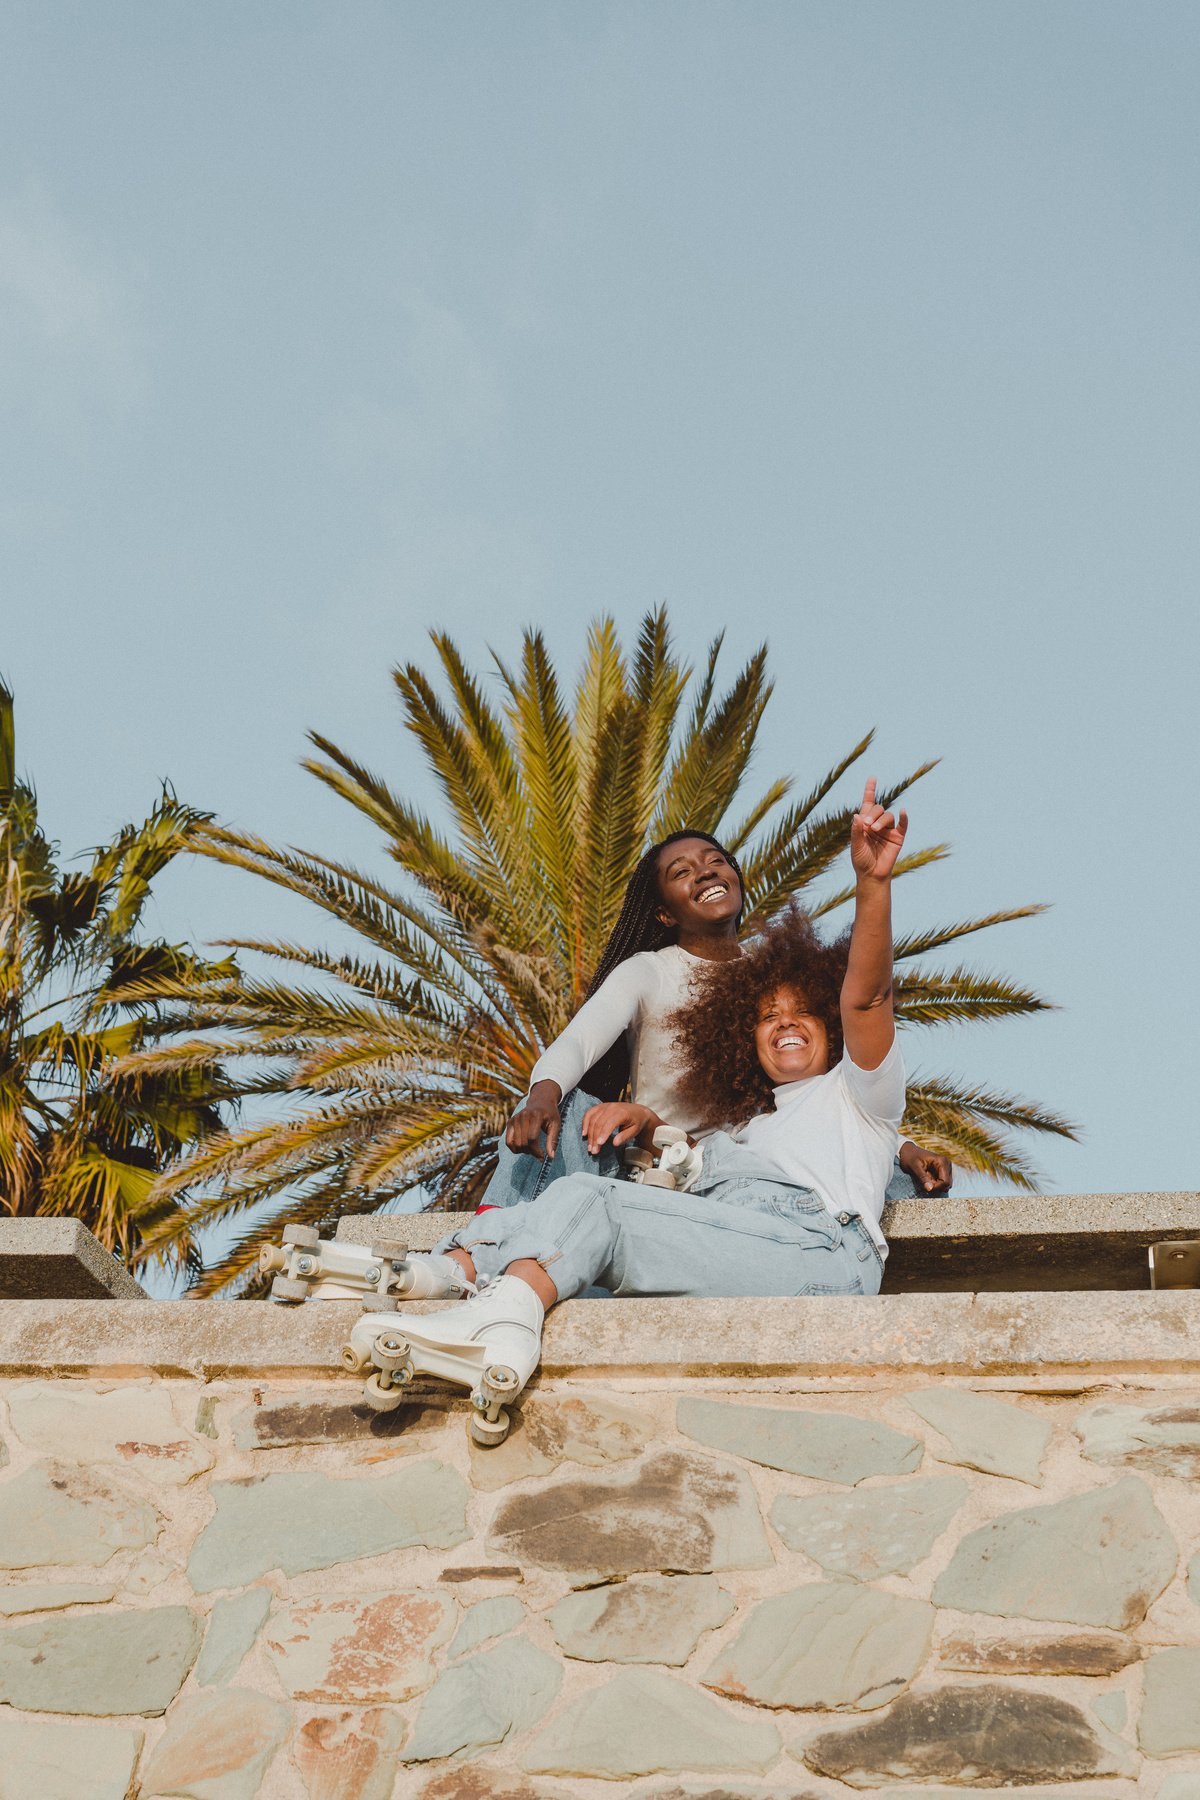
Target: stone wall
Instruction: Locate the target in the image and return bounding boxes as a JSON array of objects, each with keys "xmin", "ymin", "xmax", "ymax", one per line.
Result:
[{"xmin": 2, "ymin": 1294, "xmax": 1200, "ymax": 1800}]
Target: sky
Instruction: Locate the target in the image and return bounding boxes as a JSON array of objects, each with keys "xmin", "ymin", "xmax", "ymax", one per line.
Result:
[{"xmin": 2, "ymin": 0, "xmax": 1198, "ymax": 1214}]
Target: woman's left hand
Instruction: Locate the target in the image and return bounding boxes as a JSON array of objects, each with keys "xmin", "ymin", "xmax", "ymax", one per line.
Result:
[
  {"xmin": 899, "ymin": 1140, "xmax": 953, "ymax": 1195},
  {"xmin": 581, "ymin": 1102, "xmax": 659, "ymax": 1155}
]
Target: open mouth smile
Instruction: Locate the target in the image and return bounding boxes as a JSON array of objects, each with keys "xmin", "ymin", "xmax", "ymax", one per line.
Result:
[
  {"xmin": 696, "ymin": 882, "xmax": 730, "ymax": 905},
  {"xmin": 772, "ymin": 1031, "xmax": 810, "ymax": 1051}
]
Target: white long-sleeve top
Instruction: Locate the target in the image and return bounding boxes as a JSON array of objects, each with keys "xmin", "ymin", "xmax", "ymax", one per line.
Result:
[{"xmin": 529, "ymin": 944, "xmax": 709, "ymax": 1131}]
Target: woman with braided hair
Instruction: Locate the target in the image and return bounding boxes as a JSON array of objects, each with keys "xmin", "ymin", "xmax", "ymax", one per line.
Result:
[{"xmin": 480, "ymin": 826, "xmax": 948, "ymax": 1209}]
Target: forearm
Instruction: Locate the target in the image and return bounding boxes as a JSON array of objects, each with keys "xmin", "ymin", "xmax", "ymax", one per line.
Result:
[{"xmin": 843, "ymin": 878, "xmax": 894, "ymax": 1015}]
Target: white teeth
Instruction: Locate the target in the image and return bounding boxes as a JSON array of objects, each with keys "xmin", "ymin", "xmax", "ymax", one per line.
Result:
[{"xmin": 698, "ymin": 885, "xmax": 728, "ymax": 904}]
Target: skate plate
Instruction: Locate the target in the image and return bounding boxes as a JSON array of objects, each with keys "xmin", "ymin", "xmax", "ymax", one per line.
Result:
[
  {"xmin": 344, "ymin": 1314, "xmax": 518, "ymax": 1445},
  {"xmin": 260, "ymin": 1225, "xmax": 414, "ymax": 1306}
]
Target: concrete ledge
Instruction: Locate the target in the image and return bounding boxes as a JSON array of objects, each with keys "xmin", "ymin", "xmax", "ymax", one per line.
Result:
[
  {"xmin": 0, "ymin": 1219, "xmax": 148, "ymax": 1300},
  {"xmin": 335, "ymin": 1194, "xmax": 1200, "ymax": 1292},
  {"xmin": 2, "ymin": 1290, "xmax": 1200, "ymax": 1380}
]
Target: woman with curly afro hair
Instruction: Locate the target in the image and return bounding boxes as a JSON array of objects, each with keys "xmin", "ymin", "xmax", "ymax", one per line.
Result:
[
  {"xmin": 356, "ymin": 783, "xmax": 913, "ymax": 1411},
  {"xmin": 479, "ymin": 826, "xmax": 948, "ymax": 1213}
]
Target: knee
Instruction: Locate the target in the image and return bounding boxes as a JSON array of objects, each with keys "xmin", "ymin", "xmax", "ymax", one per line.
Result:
[{"xmin": 539, "ymin": 1172, "xmax": 614, "ymax": 1205}]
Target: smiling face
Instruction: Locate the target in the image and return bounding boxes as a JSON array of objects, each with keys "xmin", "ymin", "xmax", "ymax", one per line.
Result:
[
  {"xmin": 654, "ymin": 837, "xmax": 742, "ymax": 933},
  {"xmin": 754, "ymin": 984, "xmax": 831, "ymax": 1084}
]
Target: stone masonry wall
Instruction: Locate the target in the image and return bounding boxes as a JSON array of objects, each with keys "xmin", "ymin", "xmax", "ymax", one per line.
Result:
[{"xmin": 2, "ymin": 1349, "xmax": 1200, "ymax": 1800}]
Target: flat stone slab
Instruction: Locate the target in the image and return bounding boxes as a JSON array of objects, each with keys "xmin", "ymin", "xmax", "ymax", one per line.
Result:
[
  {"xmin": 0, "ymin": 1582, "xmax": 118, "ymax": 1617},
  {"xmin": 1076, "ymin": 1398, "xmax": 1200, "ymax": 1479},
  {"xmin": 7, "ymin": 1381, "xmax": 214, "ymax": 1485},
  {"xmin": 938, "ymin": 1629, "xmax": 1141, "ymax": 1676},
  {"xmin": 265, "ymin": 1590, "xmax": 455, "ymax": 1701},
  {"xmin": 521, "ymin": 1667, "xmax": 781, "ymax": 1779},
  {"xmin": 449, "ymin": 1595, "xmax": 526, "ymax": 1660},
  {"xmin": 0, "ymin": 1462, "xmax": 161, "ymax": 1570},
  {"xmin": 903, "ymin": 1389, "xmax": 1050, "ymax": 1484},
  {"xmin": 196, "ymin": 1586, "xmax": 272, "ymax": 1686},
  {"xmin": 933, "ymin": 1475, "xmax": 1176, "ymax": 1629},
  {"xmin": 771, "ymin": 1476, "xmax": 967, "ymax": 1580},
  {"xmin": 1139, "ymin": 1646, "xmax": 1200, "ymax": 1754},
  {"xmin": 6, "ymin": 1290, "xmax": 1200, "ymax": 1379},
  {"xmin": 804, "ymin": 1683, "xmax": 1137, "ymax": 1786},
  {"xmin": 488, "ymin": 1449, "xmax": 771, "ymax": 1582},
  {"xmin": 138, "ymin": 1686, "xmax": 290, "ymax": 1800},
  {"xmin": 0, "ymin": 1219, "xmax": 147, "ymax": 1300},
  {"xmin": 0, "ymin": 1714, "xmax": 143, "ymax": 1800},
  {"xmin": 550, "ymin": 1575, "xmax": 734, "ymax": 1665},
  {"xmin": 293, "ymin": 1707, "xmax": 408, "ymax": 1800},
  {"xmin": 187, "ymin": 1460, "xmax": 470, "ymax": 1591},
  {"xmin": 0, "ymin": 1605, "xmax": 201, "ymax": 1716},
  {"xmin": 403, "ymin": 1637, "xmax": 562, "ymax": 1763},
  {"xmin": 679, "ymin": 1396, "xmax": 921, "ymax": 1483},
  {"xmin": 231, "ymin": 1391, "xmax": 446, "ymax": 1449},
  {"xmin": 468, "ymin": 1392, "xmax": 653, "ymax": 1489},
  {"xmin": 705, "ymin": 1583, "xmax": 933, "ymax": 1711}
]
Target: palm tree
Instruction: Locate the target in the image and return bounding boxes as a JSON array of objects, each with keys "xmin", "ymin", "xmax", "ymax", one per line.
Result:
[
  {"xmin": 128, "ymin": 611, "xmax": 1074, "ymax": 1292},
  {"xmin": 0, "ymin": 681, "xmax": 231, "ymax": 1267}
]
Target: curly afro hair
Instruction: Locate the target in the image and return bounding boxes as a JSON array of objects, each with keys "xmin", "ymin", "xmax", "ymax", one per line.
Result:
[{"xmin": 667, "ymin": 902, "xmax": 850, "ymax": 1131}]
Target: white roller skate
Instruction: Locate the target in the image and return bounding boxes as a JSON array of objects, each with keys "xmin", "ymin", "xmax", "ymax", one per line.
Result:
[
  {"xmin": 626, "ymin": 1125, "xmax": 703, "ymax": 1191},
  {"xmin": 341, "ymin": 1275, "xmax": 545, "ymax": 1447},
  {"xmin": 260, "ymin": 1225, "xmax": 472, "ymax": 1309}
]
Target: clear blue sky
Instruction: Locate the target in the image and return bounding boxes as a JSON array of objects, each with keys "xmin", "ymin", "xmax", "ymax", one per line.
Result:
[{"xmin": 3, "ymin": 1, "xmax": 1197, "ymax": 1198}]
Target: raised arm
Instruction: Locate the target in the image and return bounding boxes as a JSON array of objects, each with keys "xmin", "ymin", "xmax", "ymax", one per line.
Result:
[{"xmin": 841, "ymin": 777, "xmax": 907, "ymax": 1071}]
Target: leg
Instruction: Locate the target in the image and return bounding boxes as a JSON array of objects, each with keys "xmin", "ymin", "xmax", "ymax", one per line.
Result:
[
  {"xmin": 477, "ymin": 1089, "xmax": 619, "ymax": 1208},
  {"xmin": 342, "ymin": 1175, "xmax": 626, "ymax": 1442},
  {"xmin": 438, "ymin": 1173, "xmax": 881, "ymax": 1300}
]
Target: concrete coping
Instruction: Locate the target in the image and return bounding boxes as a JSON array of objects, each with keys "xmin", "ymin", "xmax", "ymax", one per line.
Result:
[
  {"xmin": 336, "ymin": 1192, "xmax": 1200, "ymax": 1247},
  {"xmin": 0, "ymin": 1219, "xmax": 148, "ymax": 1301},
  {"xmin": 2, "ymin": 1289, "xmax": 1200, "ymax": 1381}
]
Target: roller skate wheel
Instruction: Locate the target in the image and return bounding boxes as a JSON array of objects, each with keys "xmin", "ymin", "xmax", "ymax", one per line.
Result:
[
  {"xmin": 341, "ymin": 1343, "xmax": 372, "ymax": 1374},
  {"xmin": 270, "ymin": 1274, "xmax": 312, "ymax": 1303},
  {"xmin": 469, "ymin": 1407, "xmax": 511, "ymax": 1447},
  {"xmin": 363, "ymin": 1372, "xmax": 407, "ymax": 1413},
  {"xmin": 282, "ymin": 1224, "xmax": 320, "ymax": 1247},
  {"xmin": 377, "ymin": 1239, "xmax": 409, "ymax": 1261},
  {"xmin": 362, "ymin": 1294, "xmax": 399, "ymax": 1313},
  {"xmin": 372, "ymin": 1334, "xmax": 410, "ymax": 1370}
]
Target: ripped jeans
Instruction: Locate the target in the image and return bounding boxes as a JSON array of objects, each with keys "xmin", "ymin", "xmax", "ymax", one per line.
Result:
[{"xmin": 436, "ymin": 1134, "xmax": 885, "ymax": 1302}]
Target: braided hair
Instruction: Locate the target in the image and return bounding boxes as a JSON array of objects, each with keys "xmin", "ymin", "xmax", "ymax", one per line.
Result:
[{"xmin": 580, "ymin": 830, "xmax": 745, "ymax": 1101}]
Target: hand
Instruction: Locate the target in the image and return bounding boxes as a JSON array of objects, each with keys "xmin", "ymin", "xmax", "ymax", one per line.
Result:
[
  {"xmin": 581, "ymin": 1101, "xmax": 659, "ymax": 1155},
  {"xmin": 899, "ymin": 1140, "xmax": 953, "ymax": 1195},
  {"xmin": 505, "ymin": 1081, "xmax": 563, "ymax": 1159},
  {"xmin": 850, "ymin": 777, "xmax": 908, "ymax": 882}
]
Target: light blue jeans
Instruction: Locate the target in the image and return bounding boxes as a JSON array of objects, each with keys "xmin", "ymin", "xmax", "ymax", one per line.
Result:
[
  {"xmin": 480, "ymin": 1084, "xmax": 919, "ymax": 1209},
  {"xmin": 478, "ymin": 1088, "xmax": 620, "ymax": 1208},
  {"xmin": 438, "ymin": 1131, "xmax": 885, "ymax": 1301}
]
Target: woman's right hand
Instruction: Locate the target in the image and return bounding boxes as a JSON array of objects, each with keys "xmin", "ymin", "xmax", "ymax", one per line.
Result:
[
  {"xmin": 505, "ymin": 1081, "xmax": 563, "ymax": 1159},
  {"xmin": 580, "ymin": 1102, "xmax": 661, "ymax": 1155}
]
